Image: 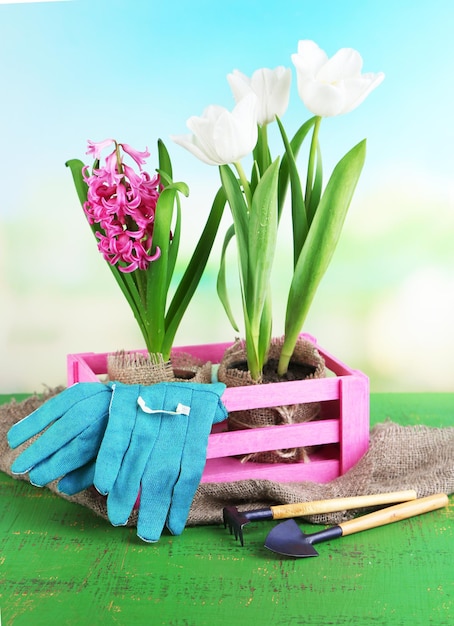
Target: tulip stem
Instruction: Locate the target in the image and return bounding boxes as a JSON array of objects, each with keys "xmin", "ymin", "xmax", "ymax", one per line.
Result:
[
  {"xmin": 304, "ymin": 115, "xmax": 322, "ymax": 217},
  {"xmin": 234, "ymin": 161, "xmax": 253, "ymax": 210}
]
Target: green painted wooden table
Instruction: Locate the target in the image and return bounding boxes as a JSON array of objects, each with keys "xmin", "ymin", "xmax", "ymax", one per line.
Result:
[{"xmin": 1, "ymin": 393, "xmax": 453, "ymax": 625}]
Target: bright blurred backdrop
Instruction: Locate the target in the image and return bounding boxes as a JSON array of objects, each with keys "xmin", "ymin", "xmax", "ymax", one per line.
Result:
[{"xmin": 1, "ymin": 0, "xmax": 453, "ymax": 393}]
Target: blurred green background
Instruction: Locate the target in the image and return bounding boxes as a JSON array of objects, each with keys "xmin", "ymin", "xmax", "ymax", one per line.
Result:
[{"xmin": 1, "ymin": 0, "xmax": 453, "ymax": 393}]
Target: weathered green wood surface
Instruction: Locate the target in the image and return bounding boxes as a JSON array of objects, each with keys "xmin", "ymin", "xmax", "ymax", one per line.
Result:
[{"xmin": 1, "ymin": 393, "xmax": 453, "ymax": 625}]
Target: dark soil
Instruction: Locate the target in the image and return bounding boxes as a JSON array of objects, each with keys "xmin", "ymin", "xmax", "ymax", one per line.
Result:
[
  {"xmin": 172, "ymin": 368, "xmax": 196, "ymax": 380},
  {"xmin": 230, "ymin": 358, "xmax": 317, "ymax": 383}
]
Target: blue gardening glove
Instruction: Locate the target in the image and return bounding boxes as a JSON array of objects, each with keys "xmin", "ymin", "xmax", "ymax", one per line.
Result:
[
  {"xmin": 91, "ymin": 381, "xmax": 227, "ymax": 542},
  {"xmin": 135, "ymin": 381, "xmax": 227, "ymax": 542},
  {"xmin": 7, "ymin": 383, "xmax": 112, "ymax": 487}
]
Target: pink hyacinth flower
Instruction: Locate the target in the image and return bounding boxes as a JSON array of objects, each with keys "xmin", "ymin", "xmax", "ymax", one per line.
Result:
[
  {"xmin": 96, "ymin": 229, "xmax": 160, "ymax": 273},
  {"xmin": 86, "ymin": 139, "xmax": 116, "ymax": 159},
  {"xmin": 83, "ymin": 140, "xmax": 161, "ymax": 272},
  {"xmin": 121, "ymin": 143, "xmax": 150, "ymax": 168}
]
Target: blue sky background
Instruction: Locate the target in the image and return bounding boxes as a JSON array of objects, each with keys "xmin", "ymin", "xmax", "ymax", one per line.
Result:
[{"xmin": 1, "ymin": 0, "xmax": 453, "ymax": 392}]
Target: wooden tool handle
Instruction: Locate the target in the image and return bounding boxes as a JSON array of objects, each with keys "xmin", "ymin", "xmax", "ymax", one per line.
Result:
[
  {"xmin": 270, "ymin": 490, "xmax": 417, "ymax": 519},
  {"xmin": 339, "ymin": 493, "xmax": 449, "ymax": 536}
]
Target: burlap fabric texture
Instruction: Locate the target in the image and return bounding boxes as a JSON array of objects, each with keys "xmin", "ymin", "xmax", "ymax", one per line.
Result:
[
  {"xmin": 107, "ymin": 350, "xmax": 212, "ymax": 384},
  {"xmin": 217, "ymin": 336, "xmax": 326, "ymax": 463},
  {"xmin": 2, "ymin": 388, "xmax": 453, "ymax": 529}
]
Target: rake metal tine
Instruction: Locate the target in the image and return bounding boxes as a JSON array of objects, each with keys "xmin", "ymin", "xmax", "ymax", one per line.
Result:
[
  {"xmin": 223, "ymin": 507, "xmax": 249, "ymax": 545},
  {"xmin": 229, "ymin": 521, "xmax": 244, "ymax": 545},
  {"xmin": 222, "ymin": 510, "xmax": 232, "ymax": 533},
  {"xmin": 223, "ymin": 513, "xmax": 238, "ymax": 541}
]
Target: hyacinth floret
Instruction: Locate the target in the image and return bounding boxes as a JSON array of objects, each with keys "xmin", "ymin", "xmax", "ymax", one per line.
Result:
[{"xmin": 83, "ymin": 139, "xmax": 161, "ymax": 273}]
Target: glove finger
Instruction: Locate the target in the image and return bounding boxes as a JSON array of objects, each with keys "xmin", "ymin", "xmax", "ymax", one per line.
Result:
[
  {"xmin": 28, "ymin": 415, "xmax": 108, "ymax": 487},
  {"xmin": 104, "ymin": 402, "xmax": 164, "ymax": 526},
  {"xmin": 94, "ymin": 383, "xmax": 142, "ymax": 495},
  {"xmin": 167, "ymin": 389, "xmax": 221, "ymax": 535},
  {"xmin": 137, "ymin": 413, "xmax": 189, "ymax": 542},
  {"xmin": 7, "ymin": 383, "xmax": 109, "ymax": 448},
  {"xmin": 10, "ymin": 389, "xmax": 111, "ymax": 475},
  {"xmin": 58, "ymin": 460, "xmax": 96, "ymax": 495},
  {"xmin": 211, "ymin": 383, "xmax": 228, "ymax": 424}
]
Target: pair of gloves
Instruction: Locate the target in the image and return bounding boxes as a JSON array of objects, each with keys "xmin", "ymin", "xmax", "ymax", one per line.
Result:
[{"xmin": 7, "ymin": 381, "xmax": 227, "ymax": 542}]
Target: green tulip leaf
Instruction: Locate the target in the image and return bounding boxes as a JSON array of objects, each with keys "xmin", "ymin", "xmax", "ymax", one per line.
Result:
[
  {"xmin": 216, "ymin": 223, "xmax": 240, "ymax": 333},
  {"xmin": 306, "ymin": 144, "xmax": 323, "ymax": 225},
  {"xmin": 247, "ymin": 157, "xmax": 280, "ymax": 336},
  {"xmin": 253, "ymin": 124, "xmax": 272, "ymax": 177},
  {"xmin": 257, "ymin": 288, "xmax": 273, "ymax": 372},
  {"xmin": 219, "ymin": 164, "xmax": 250, "ymax": 293},
  {"xmin": 276, "ymin": 117, "xmax": 308, "ymax": 268},
  {"xmin": 277, "ymin": 116, "xmax": 316, "ymax": 219},
  {"xmin": 279, "ymin": 139, "xmax": 367, "ymax": 374}
]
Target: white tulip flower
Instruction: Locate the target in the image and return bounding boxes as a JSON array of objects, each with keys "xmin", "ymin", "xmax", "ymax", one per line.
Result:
[
  {"xmin": 171, "ymin": 93, "xmax": 258, "ymax": 166},
  {"xmin": 291, "ymin": 40, "xmax": 385, "ymax": 117},
  {"xmin": 227, "ymin": 67, "xmax": 292, "ymax": 125}
]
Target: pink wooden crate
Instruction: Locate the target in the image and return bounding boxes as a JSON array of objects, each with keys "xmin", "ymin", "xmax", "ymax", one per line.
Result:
[{"xmin": 67, "ymin": 333, "xmax": 369, "ymax": 484}]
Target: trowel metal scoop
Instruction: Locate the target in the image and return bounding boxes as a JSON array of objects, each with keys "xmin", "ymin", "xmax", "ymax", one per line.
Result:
[{"xmin": 265, "ymin": 493, "xmax": 448, "ymax": 558}]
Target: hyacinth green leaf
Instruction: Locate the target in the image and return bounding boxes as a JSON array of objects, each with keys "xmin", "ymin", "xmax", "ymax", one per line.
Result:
[
  {"xmin": 163, "ymin": 186, "xmax": 226, "ymax": 356},
  {"xmin": 166, "ymin": 190, "xmax": 181, "ymax": 293},
  {"xmin": 145, "ymin": 187, "xmax": 177, "ymax": 357},
  {"xmin": 157, "ymin": 139, "xmax": 173, "ymax": 180},
  {"xmin": 107, "ymin": 271, "xmax": 148, "ymax": 351},
  {"xmin": 157, "ymin": 140, "xmax": 187, "ymax": 292},
  {"xmin": 219, "ymin": 164, "xmax": 249, "ymax": 294},
  {"xmin": 277, "ymin": 116, "xmax": 316, "ymax": 219},
  {"xmin": 65, "ymin": 159, "xmax": 88, "ymax": 206},
  {"xmin": 279, "ymin": 139, "xmax": 367, "ymax": 375},
  {"xmin": 117, "ymin": 271, "xmax": 149, "ymax": 342},
  {"xmin": 156, "ymin": 177, "xmax": 189, "ymax": 197},
  {"xmin": 216, "ymin": 223, "xmax": 240, "ymax": 333},
  {"xmin": 92, "ymin": 236, "xmax": 148, "ymax": 354}
]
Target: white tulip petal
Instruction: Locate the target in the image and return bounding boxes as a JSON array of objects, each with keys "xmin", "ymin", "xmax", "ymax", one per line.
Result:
[
  {"xmin": 317, "ymin": 48, "xmax": 363, "ymax": 82},
  {"xmin": 292, "ymin": 40, "xmax": 384, "ymax": 117},
  {"xmin": 252, "ymin": 67, "xmax": 291, "ymax": 123},
  {"xmin": 228, "ymin": 66, "xmax": 291, "ymax": 125},
  {"xmin": 340, "ymin": 72, "xmax": 385, "ymax": 114},
  {"xmin": 227, "ymin": 70, "xmax": 252, "ymax": 103},
  {"xmin": 186, "ymin": 113, "xmax": 227, "ymax": 164},
  {"xmin": 172, "ymin": 93, "xmax": 257, "ymax": 166},
  {"xmin": 294, "ymin": 40, "xmax": 328, "ymax": 76},
  {"xmin": 212, "ymin": 111, "xmax": 245, "ymax": 163},
  {"xmin": 298, "ymin": 79, "xmax": 346, "ymax": 117},
  {"xmin": 233, "ymin": 92, "xmax": 258, "ymax": 130},
  {"xmin": 170, "ymin": 133, "xmax": 220, "ymax": 166}
]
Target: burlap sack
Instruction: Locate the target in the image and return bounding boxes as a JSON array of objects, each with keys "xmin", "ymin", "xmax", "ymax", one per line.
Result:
[
  {"xmin": 2, "ymin": 389, "xmax": 453, "ymax": 529},
  {"xmin": 107, "ymin": 350, "xmax": 212, "ymax": 384},
  {"xmin": 217, "ymin": 336, "xmax": 325, "ymax": 463}
]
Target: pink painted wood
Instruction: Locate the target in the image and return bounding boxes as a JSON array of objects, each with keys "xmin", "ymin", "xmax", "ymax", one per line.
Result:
[{"xmin": 66, "ymin": 333, "xmax": 369, "ymax": 484}]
